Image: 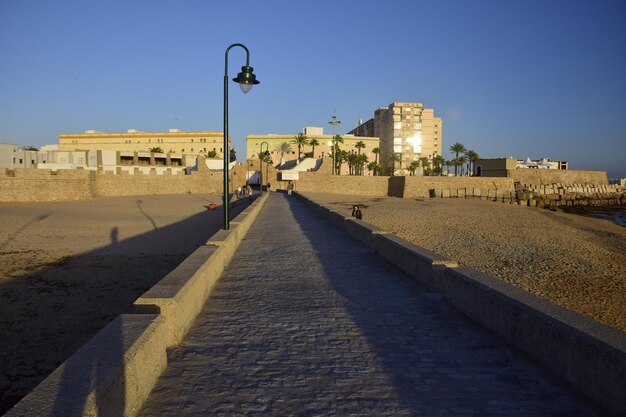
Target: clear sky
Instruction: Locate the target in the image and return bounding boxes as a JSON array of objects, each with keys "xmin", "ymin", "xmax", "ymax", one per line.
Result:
[{"xmin": 1, "ymin": 0, "xmax": 625, "ymax": 178}]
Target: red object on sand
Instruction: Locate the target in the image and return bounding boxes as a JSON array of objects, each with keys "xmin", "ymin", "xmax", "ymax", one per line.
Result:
[{"xmin": 209, "ymin": 203, "xmax": 217, "ymax": 210}]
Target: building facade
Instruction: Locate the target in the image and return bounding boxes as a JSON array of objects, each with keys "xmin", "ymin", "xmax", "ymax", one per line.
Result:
[
  {"xmin": 349, "ymin": 102, "xmax": 442, "ymax": 174},
  {"xmin": 59, "ymin": 129, "xmax": 225, "ymax": 157},
  {"xmin": 473, "ymin": 157, "xmax": 568, "ymax": 177},
  {"xmin": 246, "ymin": 128, "xmax": 380, "ymax": 175}
]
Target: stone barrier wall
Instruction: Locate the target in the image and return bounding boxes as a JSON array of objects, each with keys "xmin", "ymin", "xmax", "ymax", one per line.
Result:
[
  {"xmin": 401, "ymin": 176, "xmax": 515, "ymax": 199},
  {"xmin": 0, "ymin": 168, "xmax": 94, "ymax": 202},
  {"xmin": 295, "ymin": 191, "xmax": 626, "ymax": 416},
  {"xmin": 93, "ymin": 169, "xmax": 223, "ymax": 197},
  {"xmin": 508, "ymin": 169, "xmax": 608, "ymax": 185},
  {"xmin": 294, "ymin": 172, "xmax": 390, "ymax": 196}
]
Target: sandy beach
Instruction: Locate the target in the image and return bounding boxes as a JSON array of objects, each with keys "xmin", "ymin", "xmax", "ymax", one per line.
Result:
[
  {"xmin": 0, "ymin": 193, "xmax": 242, "ymax": 414},
  {"xmin": 305, "ymin": 193, "xmax": 626, "ymax": 333}
]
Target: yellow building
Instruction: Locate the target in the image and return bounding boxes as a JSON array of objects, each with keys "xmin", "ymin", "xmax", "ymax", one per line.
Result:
[
  {"xmin": 59, "ymin": 129, "xmax": 225, "ymax": 156},
  {"xmin": 246, "ymin": 128, "xmax": 380, "ymax": 175},
  {"xmin": 349, "ymin": 102, "xmax": 442, "ymax": 174}
]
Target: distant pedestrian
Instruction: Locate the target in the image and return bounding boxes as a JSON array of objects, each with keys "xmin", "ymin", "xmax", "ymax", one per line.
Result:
[
  {"xmin": 351, "ymin": 205, "xmax": 362, "ymax": 220},
  {"xmin": 287, "ymin": 181, "xmax": 294, "ymax": 195},
  {"xmin": 267, "ymin": 182, "xmax": 272, "ymax": 192}
]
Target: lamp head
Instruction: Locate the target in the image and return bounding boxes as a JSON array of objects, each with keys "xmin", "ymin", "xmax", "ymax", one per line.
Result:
[{"xmin": 233, "ymin": 65, "xmax": 260, "ymax": 93}]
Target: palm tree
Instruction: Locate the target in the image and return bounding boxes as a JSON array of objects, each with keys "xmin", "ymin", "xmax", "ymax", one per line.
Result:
[
  {"xmin": 207, "ymin": 150, "xmax": 218, "ymax": 158},
  {"xmin": 408, "ymin": 160, "xmax": 420, "ymax": 176},
  {"xmin": 292, "ymin": 132, "xmax": 308, "ymax": 160},
  {"xmin": 388, "ymin": 152, "xmax": 402, "ymax": 176},
  {"xmin": 465, "ymin": 150, "xmax": 479, "ymax": 176},
  {"xmin": 367, "ymin": 161, "xmax": 381, "ymax": 176},
  {"xmin": 372, "ymin": 147, "xmax": 380, "ymax": 165},
  {"xmin": 332, "ymin": 135, "xmax": 344, "ymax": 174},
  {"xmin": 432, "ymin": 155, "xmax": 445, "ymax": 175},
  {"xmin": 276, "ymin": 142, "xmax": 292, "ymax": 164},
  {"xmin": 309, "ymin": 138, "xmax": 319, "ymax": 157},
  {"xmin": 149, "ymin": 146, "xmax": 164, "ymax": 153},
  {"xmin": 354, "ymin": 141, "xmax": 366, "ymax": 155},
  {"xmin": 449, "ymin": 143, "xmax": 467, "ymax": 175},
  {"xmin": 356, "ymin": 154, "xmax": 368, "ymax": 175}
]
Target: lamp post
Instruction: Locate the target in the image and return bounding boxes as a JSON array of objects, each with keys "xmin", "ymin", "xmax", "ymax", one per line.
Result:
[
  {"xmin": 223, "ymin": 43, "xmax": 259, "ymax": 230},
  {"xmin": 259, "ymin": 141, "xmax": 268, "ymax": 196},
  {"xmin": 328, "ymin": 110, "xmax": 341, "ymax": 175}
]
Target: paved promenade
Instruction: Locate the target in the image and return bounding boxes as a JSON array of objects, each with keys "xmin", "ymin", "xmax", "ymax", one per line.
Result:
[{"xmin": 139, "ymin": 193, "xmax": 598, "ymax": 416}]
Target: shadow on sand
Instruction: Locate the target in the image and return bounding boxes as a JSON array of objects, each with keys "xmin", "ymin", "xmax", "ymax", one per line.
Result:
[{"xmin": 0, "ymin": 196, "xmax": 252, "ymax": 415}]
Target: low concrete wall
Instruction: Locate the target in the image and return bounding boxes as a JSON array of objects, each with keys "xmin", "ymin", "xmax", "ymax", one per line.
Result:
[
  {"xmin": 295, "ymin": 191, "xmax": 626, "ymax": 416},
  {"xmin": 134, "ymin": 193, "xmax": 269, "ymax": 348},
  {"xmin": 5, "ymin": 314, "xmax": 168, "ymax": 417},
  {"xmin": 6, "ymin": 193, "xmax": 269, "ymax": 416}
]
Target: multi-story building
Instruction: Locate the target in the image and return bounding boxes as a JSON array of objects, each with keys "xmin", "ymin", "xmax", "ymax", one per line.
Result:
[
  {"xmin": 349, "ymin": 102, "xmax": 442, "ymax": 174},
  {"xmin": 59, "ymin": 129, "xmax": 225, "ymax": 157},
  {"xmin": 246, "ymin": 127, "xmax": 380, "ymax": 175}
]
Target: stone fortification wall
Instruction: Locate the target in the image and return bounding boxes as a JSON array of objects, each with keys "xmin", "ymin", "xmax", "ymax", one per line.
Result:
[
  {"xmin": 294, "ymin": 172, "xmax": 389, "ymax": 197},
  {"xmin": 0, "ymin": 168, "xmax": 94, "ymax": 202},
  {"xmin": 0, "ymin": 168, "xmax": 231, "ymax": 202},
  {"xmin": 508, "ymin": 169, "xmax": 608, "ymax": 185},
  {"xmin": 401, "ymin": 176, "xmax": 515, "ymax": 199},
  {"xmin": 93, "ymin": 169, "xmax": 223, "ymax": 197}
]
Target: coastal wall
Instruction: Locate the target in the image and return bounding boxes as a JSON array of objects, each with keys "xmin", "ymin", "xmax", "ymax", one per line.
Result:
[
  {"xmin": 0, "ymin": 168, "xmax": 94, "ymax": 202},
  {"xmin": 294, "ymin": 172, "xmax": 390, "ymax": 197},
  {"xmin": 93, "ymin": 169, "xmax": 221, "ymax": 197},
  {"xmin": 508, "ymin": 169, "xmax": 608, "ymax": 185},
  {"xmin": 400, "ymin": 176, "xmax": 515, "ymax": 199},
  {"xmin": 0, "ymin": 165, "xmax": 258, "ymax": 202}
]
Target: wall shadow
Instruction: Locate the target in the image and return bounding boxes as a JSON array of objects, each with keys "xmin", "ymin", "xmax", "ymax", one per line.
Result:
[{"xmin": 0, "ymin": 195, "xmax": 252, "ymax": 415}]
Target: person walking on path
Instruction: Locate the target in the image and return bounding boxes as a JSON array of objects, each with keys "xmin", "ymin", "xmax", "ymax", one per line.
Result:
[
  {"xmin": 351, "ymin": 204, "xmax": 362, "ymax": 220},
  {"xmin": 287, "ymin": 181, "xmax": 294, "ymax": 195}
]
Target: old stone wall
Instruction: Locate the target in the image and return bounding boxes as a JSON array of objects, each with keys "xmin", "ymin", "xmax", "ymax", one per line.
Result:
[
  {"xmin": 0, "ymin": 168, "xmax": 94, "ymax": 202},
  {"xmin": 93, "ymin": 169, "xmax": 223, "ymax": 197},
  {"xmin": 402, "ymin": 176, "xmax": 515, "ymax": 199},
  {"xmin": 294, "ymin": 172, "xmax": 390, "ymax": 196},
  {"xmin": 508, "ymin": 169, "xmax": 608, "ymax": 185}
]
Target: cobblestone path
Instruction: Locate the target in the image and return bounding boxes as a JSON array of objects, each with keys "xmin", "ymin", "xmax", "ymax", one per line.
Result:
[{"xmin": 139, "ymin": 193, "xmax": 598, "ymax": 416}]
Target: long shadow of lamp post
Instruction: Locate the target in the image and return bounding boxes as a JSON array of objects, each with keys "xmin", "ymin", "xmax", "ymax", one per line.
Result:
[
  {"xmin": 223, "ymin": 43, "xmax": 260, "ymax": 230},
  {"xmin": 259, "ymin": 141, "xmax": 268, "ymax": 196}
]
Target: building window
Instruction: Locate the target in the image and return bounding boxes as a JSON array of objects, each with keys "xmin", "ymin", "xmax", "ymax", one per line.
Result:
[{"xmin": 19, "ymin": 159, "xmax": 23, "ymax": 163}]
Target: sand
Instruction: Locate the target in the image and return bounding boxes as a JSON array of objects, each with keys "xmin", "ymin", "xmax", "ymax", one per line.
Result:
[
  {"xmin": 0, "ymin": 193, "xmax": 243, "ymax": 414},
  {"xmin": 305, "ymin": 193, "xmax": 626, "ymax": 333}
]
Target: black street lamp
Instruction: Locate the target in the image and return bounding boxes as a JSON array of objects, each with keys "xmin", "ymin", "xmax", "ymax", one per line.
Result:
[
  {"xmin": 223, "ymin": 43, "xmax": 259, "ymax": 230},
  {"xmin": 259, "ymin": 141, "xmax": 268, "ymax": 196}
]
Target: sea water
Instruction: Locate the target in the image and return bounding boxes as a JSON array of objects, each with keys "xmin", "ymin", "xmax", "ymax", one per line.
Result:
[{"xmin": 561, "ymin": 204, "xmax": 626, "ymax": 227}]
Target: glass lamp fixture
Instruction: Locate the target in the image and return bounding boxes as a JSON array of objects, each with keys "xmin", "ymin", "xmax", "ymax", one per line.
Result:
[{"xmin": 233, "ymin": 65, "xmax": 260, "ymax": 93}]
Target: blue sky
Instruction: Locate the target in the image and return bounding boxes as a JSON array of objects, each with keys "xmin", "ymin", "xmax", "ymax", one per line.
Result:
[{"xmin": 1, "ymin": 0, "xmax": 625, "ymax": 178}]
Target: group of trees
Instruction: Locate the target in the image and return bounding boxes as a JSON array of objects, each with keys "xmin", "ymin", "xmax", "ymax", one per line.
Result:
[
  {"xmin": 446, "ymin": 143, "xmax": 479, "ymax": 176},
  {"xmin": 255, "ymin": 133, "xmax": 479, "ymax": 177}
]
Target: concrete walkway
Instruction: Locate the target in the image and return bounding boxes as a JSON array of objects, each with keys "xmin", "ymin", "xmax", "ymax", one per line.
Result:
[{"xmin": 139, "ymin": 193, "xmax": 598, "ymax": 416}]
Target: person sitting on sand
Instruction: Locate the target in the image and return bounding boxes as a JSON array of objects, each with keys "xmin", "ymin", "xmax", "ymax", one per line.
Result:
[{"xmin": 351, "ymin": 205, "xmax": 362, "ymax": 220}]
